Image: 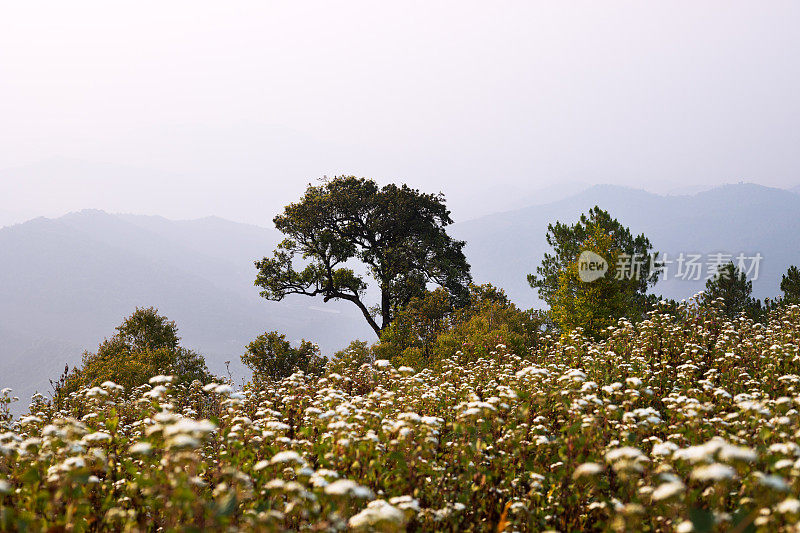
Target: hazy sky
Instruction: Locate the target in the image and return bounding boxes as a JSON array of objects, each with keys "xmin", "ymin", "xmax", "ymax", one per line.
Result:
[{"xmin": 1, "ymin": 1, "xmax": 798, "ymax": 226}]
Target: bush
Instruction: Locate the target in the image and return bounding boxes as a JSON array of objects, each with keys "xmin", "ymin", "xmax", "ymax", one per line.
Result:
[
  {"xmin": 241, "ymin": 331, "xmax": 326, "ymax": 383},
  {"xmin": 56, "ymin": 307, "xmax": 212, "ymax": 404},
  {"xmin": 376, "ymin": 284, "xmax": 546, "ymax": 369}
]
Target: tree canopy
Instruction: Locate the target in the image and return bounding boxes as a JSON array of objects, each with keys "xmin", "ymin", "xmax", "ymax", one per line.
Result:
[
  {"xmin": 241, "ymin": 331, "xmax": 326, "ymax": 383},
  {"xmin": 781, "ymin": 265, "xmax": 800, "ymax": 304},
  {"xmin": 57, "ymin": 307, "xmax": 211, "ymax": 402},
  {"xmin": 255, "ymin": 176, "xmax": 471, "ymax": 336},
  {"xmin": 702, "ymin": 262, "xmax": 762, "ymax": 319},
  {"xmin": 528, "ymin": 206, "xmax": 660, "ymax": 338}
]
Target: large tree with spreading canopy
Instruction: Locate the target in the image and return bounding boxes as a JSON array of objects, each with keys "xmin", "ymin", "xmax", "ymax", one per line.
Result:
[{"xmin": 255, "ymin": 176, "xmax": 471, "ymax": 337}]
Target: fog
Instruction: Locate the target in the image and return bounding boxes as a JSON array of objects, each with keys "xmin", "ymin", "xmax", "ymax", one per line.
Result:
[{"xmin": 1, "ymin": 1, "xmax": 798, "ymax": 225}]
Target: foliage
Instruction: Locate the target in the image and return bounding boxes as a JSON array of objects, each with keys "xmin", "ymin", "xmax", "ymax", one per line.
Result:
[
  {"xmin": 376, "ymin": 284, "xmax": 546, "ymax": 369},
  {"xmin": 327, "ymin": 340, "xmax": 376, "ymax": 375},
  {"xmin": 241, "ymin": 331, "xmax": 326, "ymax": 383},
  {"xmin": 4, "ymin": 301, "xmax": 800, "ymax": 530},
  {"xmin": 254, "ymin": 176, "xmax": 471, "ymax": 336},
  {"xmin": 781, "ymin": 265, "xmax": 800, "ymax": 304},
  {"xmin": 528, "ymin": 206, "xmax": 660, "ymax": 339},
  {"xmin": 701, "ymin": 262, "xmax": 763, "ymax": 320},
  {"xmin": 57, "ymin": 308, "xmax": 212, "ymax": 403},
  {"xmin": 374, "ymin": 287, "xmax": 454, "ymax": 367}
]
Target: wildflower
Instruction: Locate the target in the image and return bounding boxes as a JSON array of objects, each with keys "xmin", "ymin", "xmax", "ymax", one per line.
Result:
[
  {"xmin": 691, "ymin": 463, "xmax": 736, "ymax": 481},
  {"xmin": 324, "ymin": 479, "xmax": 374, "ymax": 498},
  {"xmin": 163, "ymin": 419, "xmax": 217, "ymax": 437},
  {"xmin": 83, "ymin": 431, "xmax": 112, "ymax": 444},
  {"xmin": 776, "ymin": 498, "xmax": 800, "ymax": 514},
  {"xmin": 605, "ymin": 447, "xmax": 646, "ymax": 463},
  {"xmin": 129, "ymin": 442, "xmax": 152, "ymax": 455},
  {"xmin": 651, "ymin": 481, "xmax": 685, "ymax": 501},
  {"xmin": 573, "ymin": 462, "xmax": 604, "ymax": 479},
  {"xmin": 270, "ymin": 450, "xmax": 305, "ymax": 465},
  {"xmin": 757, "ymin": 474, "xmax": 789, "ymax": 491},
  {"xmin": 166, "ymin": 435, "xmax": 201, "ymax": 449},
  {"xmin": 348, "ymin": 500, "xmax": 406, "ymax": 530}
]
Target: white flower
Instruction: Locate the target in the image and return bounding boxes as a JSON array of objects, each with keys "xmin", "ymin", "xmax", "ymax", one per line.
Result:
[
  {"xmin": 253, "ymin": 460, "xmax": 269, "ymax": 471},
  {"xmin": 348, "ymin": 500, "xmax": 405, "ymax": 530},
  {"xmin": 515, "ymin": 366, "xmax": 549, "ymax": 378},
  {"xmin": 651, "ymin": 481, "xmax": 685, "ymax": 501},
  {"xmin": 573, "ymin": 462, "xmax": 604, "ymax": 479},
  {"xmin": 718, "ymin": 443, "xmax": 757, "ymax": 463},
  {"xmin": 389, "ymin": 495, "xmax": 420, "ymax": 511},
  {"xmin": 605, "ymin": 447, "xmax": 647, "ymax": 463},
  {"xmin": 163, "ymin": 419, "xmax": 217, "ymax": 437},
  {"xmin": 0, "ymin": 480, "xmax": 11, "ymax": 494},
  {"xmin": 374, "ymin": 359, "xmax": 391, "ymax": 368},
  {"xmin": 270, "ymin": 450, "xmax": 305, "ymax": 465},
  {"xmin": 63, "ymin": 457, "xmax": 86, "ymax": 470},
  {"xmin": 166, "ymin": 435, "xmax": 201, "ymax": 449},
  {"xmin": 626, "ymin": 377, "xmax": 642, "ymax": 388},
  {"xmin": 83, "ymin": 431, "xmax": 112, "ymax": 443},
  {"xmin": 691, "ymin": 463, "xmax": 736, "ymax": 481},
  {"xmin": 148, "ymin": 375, "xmax": 173, "ymax": 384},
  {"xmin": 129, "ymin": 442, "xmax": 153, "ymax": 455},
  {"xmin": 324, "ymin": 479, "xmax": 374, "ymax": 498},
  {"xmin": 758, "ymin": 474, "xmax": 789, "ymax": 491},
  {"xmin": 651, "ymin": 441, "xmax": 678, "ymax": 456},
  {"xmin": 776, "ymin": 498, "xmax": 800, "ymax": 514}
]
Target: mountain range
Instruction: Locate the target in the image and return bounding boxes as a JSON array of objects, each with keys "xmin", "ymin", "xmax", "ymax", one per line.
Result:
[{"xmin": 2, "ymin": 182, "xmax": 799, "ymax": 411}]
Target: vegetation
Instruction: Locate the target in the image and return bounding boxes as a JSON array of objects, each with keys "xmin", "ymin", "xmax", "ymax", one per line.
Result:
[
  {"xmin": 528, "ymin": 206, "xmax": 660, "ymax": 339},
  {"xmin": 5, "ymin": 194, "xmax": 800, "ymax": 531},
  {"xmin": 4, "ymin": 300, "xmax": 800, "ymax": 530},
  {"xmin": 781, "ymin": 265, "xmax": 800, "ymax": 304},
  {"xmin": 254, "ymin": 176, "xmax": 471, "ymax": 337},
  {"xmin": 376, "ymin": 284, "xmax": 546, "ymax": 369},
  {"xmin": 55, "ymin": 308, "xmax": 211, "ymax": 405},
  {"xmin": 241, "ymin": 331, "xmax": 326, "ymax": 383},
  {"xmin": 701, "ymin": 262, "xmax": 763, "ymax": 320}
]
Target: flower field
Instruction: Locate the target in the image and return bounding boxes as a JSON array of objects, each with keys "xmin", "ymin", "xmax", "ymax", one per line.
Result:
[{"xmin": 3, "ymin": 300, "xmax": 800, "ymax": 531}]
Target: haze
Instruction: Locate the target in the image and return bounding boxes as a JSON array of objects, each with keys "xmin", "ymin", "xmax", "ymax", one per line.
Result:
[{"xmin": 1, "ymin": 1, "xmax": 798, "ymax": 226}]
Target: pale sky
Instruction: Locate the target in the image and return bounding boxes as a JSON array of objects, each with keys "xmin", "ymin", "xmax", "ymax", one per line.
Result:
[{"xmin": 1, "ymin": 1, "xmax": 798, "ymax": 226}]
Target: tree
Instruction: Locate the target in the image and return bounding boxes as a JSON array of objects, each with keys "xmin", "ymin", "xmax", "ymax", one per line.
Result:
[
  {"xmin": 376, "ymin": 284, "xmax": 545, "ymax": 368},
  {"xmin": 781, "ymin": 265, "xmax": 800, "ymax": 304},
  {"xmin": 241, "ymin": 331, "xmax": 326, "ymax": 383},
  {"xmin": 528, "ymin": 207, "xmax": 660, "ymax": 339},
  {"xmin": 58, "ymin": 307, "xmax": 212, "ymax": 401},
  {"xmin": 702, "ymin": 262, "xmax": 762, "ymax": 319},
  {"xmin": 375, "ymin": 287, "xmax": 454, "ymax": 366},
  {"xmin": 255, "ymin": 176, "xmax": 471, "ymax": 337}
]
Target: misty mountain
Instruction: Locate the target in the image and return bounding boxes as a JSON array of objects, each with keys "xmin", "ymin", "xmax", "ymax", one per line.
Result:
[
  {"xmin": 452, "ymin": 183, "xmax": 800, "ymax": 308},
  {"xmin": 0, "ymin": 211, "xmax": 371, "ymax": 410}
]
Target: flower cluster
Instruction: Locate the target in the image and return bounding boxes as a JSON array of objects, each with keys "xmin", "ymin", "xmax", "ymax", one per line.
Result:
[{"xmin": 1, "ymin": 300, "xmax": 800, "ymax": 531}]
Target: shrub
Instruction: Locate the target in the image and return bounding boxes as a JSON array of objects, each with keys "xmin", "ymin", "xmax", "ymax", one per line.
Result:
[{"xmin": 241, "ymin": 331, "xmax": 326, "ymax": 383}]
